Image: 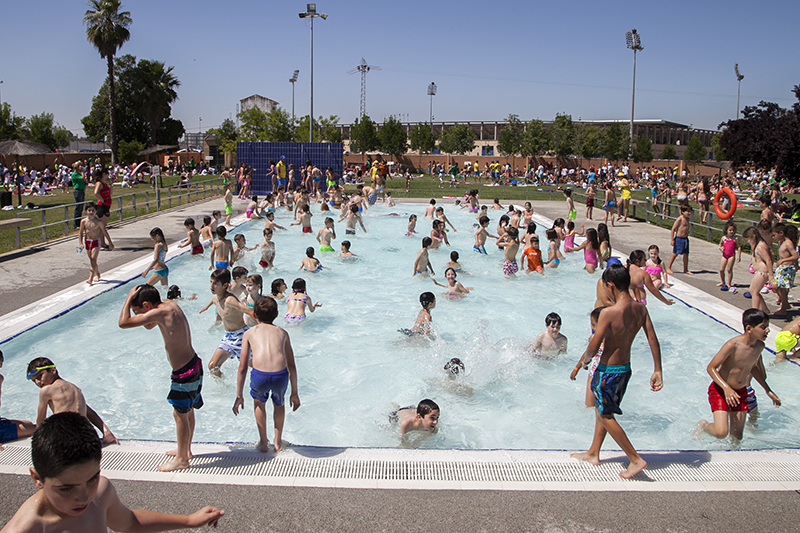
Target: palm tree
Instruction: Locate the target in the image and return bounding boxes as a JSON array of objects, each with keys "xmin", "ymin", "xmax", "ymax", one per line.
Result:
[
  {"xmin": 132, "ymin": 60, "xmax": 180, "ymax": 146},
  {"xmin": 84, "ymin": 0, "xmax": 132, "ymax": 164}
]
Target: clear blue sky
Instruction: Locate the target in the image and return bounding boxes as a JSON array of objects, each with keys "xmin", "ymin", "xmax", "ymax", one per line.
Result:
[{"xmin": 1, "ymin": 0, "xmax": 798, "ymax": 136}]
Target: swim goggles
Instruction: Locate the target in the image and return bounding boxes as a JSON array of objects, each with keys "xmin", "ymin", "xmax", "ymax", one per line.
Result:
[{"xmin": 26, "ymin": 364, "xmax": 56, "ymax": 380}]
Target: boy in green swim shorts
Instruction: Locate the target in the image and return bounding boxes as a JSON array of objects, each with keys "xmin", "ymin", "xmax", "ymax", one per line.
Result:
[
  {"xmin": 317, "ymin": 217, "xmax": 336, "ymax": 252},
  {"xmin": 564, "ymin": 188, "xmax": 577, "ymax": 220},
  {"xmin": 571, "ymin": 264, "xmax": 662, "ymax": 479}
]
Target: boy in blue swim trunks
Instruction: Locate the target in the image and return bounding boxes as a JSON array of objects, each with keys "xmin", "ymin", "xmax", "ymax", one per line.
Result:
[
  {"xmin": 210, "ymin": 225, "xmax": 234, "ymax": 271},
  {"xmin": 571, "ymin": 264, "xmax": 663, "ymax": 479},
  {"xmin": 233, "ymin": 296, "xmax": 300, "ymax": 453},
  {"xmin": 119, "ymin": 284, "xmax": 203, "ymax": 472},
  {"xmin": 0, "ymin": 350, "xmax": 36, "ymax": 449}
]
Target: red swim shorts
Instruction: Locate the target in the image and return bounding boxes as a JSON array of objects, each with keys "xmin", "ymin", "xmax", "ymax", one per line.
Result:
[
  {"xmin": 302, "ymin": 226, "xmax": 312, "ymax": 234},
  {"xmin": 708, "ymin": 382, "xmax": 748, "ymax": 412},
  {"xmin": 191, "ymin": 245, "xmax": 203, "ymax": 255}
]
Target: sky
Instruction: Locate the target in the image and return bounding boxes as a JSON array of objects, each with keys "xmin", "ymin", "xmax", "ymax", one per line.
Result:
[{"xmin": 1, "ymin": 0, "xmax": 799, "ymax": 137}]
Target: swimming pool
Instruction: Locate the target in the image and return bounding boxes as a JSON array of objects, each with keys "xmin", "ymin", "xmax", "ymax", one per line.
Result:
[{"xmin": 1, "ymin": 201, "xmax": 797, "ymax": 451}]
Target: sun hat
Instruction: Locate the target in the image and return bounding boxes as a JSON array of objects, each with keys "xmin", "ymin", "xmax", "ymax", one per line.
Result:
[{"xmin": 775, "ymin": 331, "xmax": 798, "ymax": 352}]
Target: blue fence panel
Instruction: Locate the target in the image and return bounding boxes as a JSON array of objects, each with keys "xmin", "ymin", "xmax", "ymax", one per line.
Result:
[{"xmin": 236, "ymin": 142, "xmax": 344, "ymax": 196}]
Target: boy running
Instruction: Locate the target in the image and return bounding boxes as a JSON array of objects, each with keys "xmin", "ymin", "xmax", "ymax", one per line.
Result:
[{"xmin": 200, "ymin": 269, "xmax": 255, "ymax": 375}]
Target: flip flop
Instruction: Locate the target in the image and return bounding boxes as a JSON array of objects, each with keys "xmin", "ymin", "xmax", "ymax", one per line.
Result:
[
  {"xmin": 719, "ymin": 285, "xmax": 728, "ymax": 291},
  {"xmin": 743, "ymin": 291, "xmax": 752, "ymax": 299}
]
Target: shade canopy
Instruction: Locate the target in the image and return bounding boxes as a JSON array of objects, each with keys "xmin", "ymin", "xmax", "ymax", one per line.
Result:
[
  {"xmin": 0, "ymin": 139, "xmax": 51, "ymax": 156},
  {"xmin": 138, "ymin": 144, "xmax": 179, "ymax": 156}
]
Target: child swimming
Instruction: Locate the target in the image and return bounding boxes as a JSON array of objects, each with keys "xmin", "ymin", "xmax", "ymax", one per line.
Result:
[
  {"xmin": 399, "ymin": 292, "xmax": 436, "ymax": 337},
  {"xmin": 406, "ymin": 214, "xmax": 417, "ymax": 236},
  {"xmin": 389, "ymin": 399, "xmax": 440, "ymax": 437},
  {"xmin": 532, "ymin": 312, "xmax": 568, "ymax": 357},
  {"xmin": 300, "ymin": 247, "xmax": 323, "ymax": 273},
  {"xmin": 431, "ymin": 267, "xmax": 473, "ymax": 297}
]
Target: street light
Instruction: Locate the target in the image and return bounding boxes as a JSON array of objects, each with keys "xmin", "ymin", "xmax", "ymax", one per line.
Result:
[
  {"xmin": 289, "ymin": 69, "xmax": 300, "ymax": 123},
  {"xmin": 625, "ymin": 28, "xmax": 643, "ymax": 159},
  {"xmin": 0, "ymin": 81, "xmax": 3, "ymax": 105},
  {"xmin": 735, "ymin": 63, "xmax": 744, "ymax": 119},
  {"xmin": 427, "ymin": 82, "xmax": 436, "ymax": 134},
  {"xmin": 299, "ymin": 4, "xmax": 327, "ymax": 143}
]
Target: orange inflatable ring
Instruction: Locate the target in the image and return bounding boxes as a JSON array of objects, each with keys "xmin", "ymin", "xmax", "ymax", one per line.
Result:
[{"xmin": 713, "ymin": 187, "xmax": 737, "ymax": 220}]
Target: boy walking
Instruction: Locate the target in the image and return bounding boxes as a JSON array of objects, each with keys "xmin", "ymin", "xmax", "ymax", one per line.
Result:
[
  {"xmin": 119, "ymin": 285, "xmax": 202, "ymax": 472},
  {"xmin": 696, "ymin": 308, "xmax": 780, "ymax": 441},
  {"xmin": 200, "ymin": 269, "xmax": 255, "ymax": 375},
  {"xmin": 233, "ymin": 297, "xmax": 300, "ymax": 453},
  {"xmin": 317, "ymin": 217, "xmax": 336, "ymax": 252},
  {"xmin": 667, "ymin": 205, "xmax": 693, "ymax": 275},
  {"xmin": 209, "ymin": 226, "xmax": 234, "ymax": 270},
  {"xmin": 473, "ymin": 215, "xmax": 497, "ymax": 254},
  {"xmin": 178, "ymin": 217, "xmax": 203, "ymax": 255},
  {"xmin": 79, "ymin": 203, "xmax": 114, "ymax": 285},
  {"xmin": 571, "ymin": 264, "xmax": 662, "ymax": 479}
]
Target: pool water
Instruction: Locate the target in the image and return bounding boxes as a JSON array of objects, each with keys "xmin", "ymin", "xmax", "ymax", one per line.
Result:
[{"xmin": 1, "ymin": 202, "xmax": 798, "ymax": 451}]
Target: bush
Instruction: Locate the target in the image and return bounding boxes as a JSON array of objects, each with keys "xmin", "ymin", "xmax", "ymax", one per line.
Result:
[{"xmin": 118, "ymin": 140, "xmax": 145, "ymax": 165}]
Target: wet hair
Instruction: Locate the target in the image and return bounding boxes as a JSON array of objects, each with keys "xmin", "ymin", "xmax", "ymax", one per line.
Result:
[
  {"xmin": 422, "ymin": 236, "xmax": 432, "ymax": 248},
  {"xmin": 234, "ymin": 234, "xmax": 246, "ymax": 244},
  {"xmin": 232, "ymin": 266, "xmax": 249, "ymax": 279},
  {"xmin": 581, "ymin": 228, "xmax": 597, "ymax": 250},
  {"xmin": 435, "ymin": 206, "xmax": 444, "ymax": 214},
  {"xmin": 742, "ymin": 308, "xmax": 769, "ymax": 330},
  {"xmin": 325, "ymin": 217, "xmax": 334, "ymax": 225},
  {"xmin": 27, "ymin": 357, "xmax": 56, "ymax": 379},
  {"xmin": 266, "ymin": 211, "xmax": 275, "ymax": 220},
  {"xmin": 216, "ymin": 225, "xmax": 227, "ymax": 238},
  {"xmin": 722, "ymin": 220, "xmax": 736, "ymax": 235},
  {"xmin": 647, "ymin": 244, "xmax": 662, "ymax": 264},
  {"xmin": 306, "ymin": 247, "xmax": 315, "ymax": 258},
  {"xmin": 429, "ymin": 199, "xmax": 436, "ymax": 205},
  {"xmin": 417, "ymin": 399, "xmax": 440, "ymax": 416},
  {"xmin": 627, "ymin": 250, "xmax": 646, "ymax": 267},
  {"xmin": 409, "ymin": 214, "xmax": 417, "ymax": 221},
  {"xmin": 444, "ymin": 267, "xmax": 457, "ymax": 277},
  {"xmin": 444, "ymin": 358, "xmax": 465, "ymax": 376},
  {"xmin": 756, "ymin": 219, "xmax": 773, "ymax": 233},
  {"xmin": 131, "ymin": 284, "xmax": 162, "ymax": 307},
  {"xmin": 350, "ymin": 204, "xmax": 359, "ymax": 213},
  {"xmin": 202, "ymin": 215, "xmax": 212, "ymax": 227},
  {"xmin": 263, "ymin": 228, "xmax": 273, "ymax": 237},
  {"xmin": 253, "ymin": 296, "xmax": 278, "ymax": 324},
  {"xmin": 564, "ymin": 189, "xmax": 572, "ymax": 198},
  {"xmin": 506, "ymin": 226, "xmax": 519, "ymax": 238},
  {"xmin": 167, "ymin": 285, "xmax": 181, "ymax": 299},
  {"xmin": 590, "ymin": 306, "xmax": 605, "ymax": 324},
  {"xmin": 246, "ymin": 274, "xmax": 263, "ymax": 289},
  {"xmin": 545, "ymin": 312, "xmax": 562, "ymax": 327},
  {"xmin": 292, "ymin": 278, "xmax": 307, "ymax": 292},
  {"xmin": 251, "ymin": 195, "xmax": 258, "ymax": 202},
  {"xmin": 597, "ymin": 223, "xmax": 610, "ymax": 245},
  {"xmin": 526, "ymin": 222, "xmax": 537, "ymax": 234},
  {"xmin": 271, "ymin": 278, "xmax": 286, "ymax": 296},
  {"xmin": 602, "ymin": 263, "xmax": 631, "ymax": 291},
  {"xmin": 420, "ymin": 291, "xmax": 436, "ymax": 309},
  {"xmin": 149, "ymin": 227, "xmax": 165, "ymax": 243},
  {"xmin": 499, "ymin": 215, "xmax": 510, "ymax": 226},
  {"xmin": 211, "ymin": 268, "xmax": 232, "ymax": 285},
  {"xmin": 341, "ymin": 240, "xmax": 351, "ymax": 251},
  {"xmin": 545, "ymin": 228, "xmax": 557, "ymax": 241},
  {"xmin": 450, "ymin": 251, "xmax": 459, "ymax": 262},
  {"xmin": 553, "ymin": 218, "xmax": 565, "ymax": 228},
  {"xmin": 184, "ymin": 217, "xmax": 195, "ymax": 227},
  {"xmin": 567, "ymin": 221, "xmax": 575, "ymax": 231},
  {"xmin": 31, "ymin": 412, "xmax": 102, "ymax": 480},
  {"xmin": 479, "ymin": 215, "xmax": 490, "ymax": 226}
]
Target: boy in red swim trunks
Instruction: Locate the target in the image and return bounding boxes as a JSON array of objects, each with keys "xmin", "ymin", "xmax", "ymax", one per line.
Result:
[
  {"xmin": 697, "ymin": 308, "xmax": 780, "ymax": 441},
  {"xmin": 79, "ymin": 203, "xmax": 115, "ymax": 285},
  {"xmin": 178, "ymin": 217, "xmax": 203, "ymax": 255}
]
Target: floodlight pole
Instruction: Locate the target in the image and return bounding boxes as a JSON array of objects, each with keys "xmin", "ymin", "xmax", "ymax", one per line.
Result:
[
  {"xmin": 428, "ymin": 82, "xmax": 437, "ymax": 135},
  {"xmin": 735, "ymin": 63, "xmax": 744, "ymax": 119},
  {"xmin": 299, "ymin": 5, "xmax": 327, "ymax": 143},
  {"xmin": 290, "ymin": 70, "xmax": 300, "ymax": 123},
  {"xmin": 626, "ymin": 29, "xmax": 643, "ymax": 160}
]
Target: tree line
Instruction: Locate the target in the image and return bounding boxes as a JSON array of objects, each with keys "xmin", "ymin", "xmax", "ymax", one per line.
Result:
[{"xmin": 0, "ymin": 104, "xmax": 75, "ymax": 151}]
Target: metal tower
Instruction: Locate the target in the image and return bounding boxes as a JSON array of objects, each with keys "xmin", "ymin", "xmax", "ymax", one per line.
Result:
[{"xmin": 347, "ymin": 58, "xmax": 381, "ymax": 117}]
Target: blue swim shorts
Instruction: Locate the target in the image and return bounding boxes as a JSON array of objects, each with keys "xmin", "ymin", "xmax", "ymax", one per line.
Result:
[
  {"xmin": 250, "ymin": 368, "xmax": 289, "ymax": 406},
  {"xmin": 168, "ymin": 354, "xmax": 204, "ymax": 414},
  {"xmin": 0, "ymin": 417, "xmax": 19, "ymax": 442},
  {"xmin": 591, "ymin": 363, "xmax": 632, "ymax": 416},
  {"xmin": 673, "ymin": 236, "xmax": 689, "ymax": 255},
  {"xmin": 473, "ymin": 244, "xmax": 487, "ymax": 254}
]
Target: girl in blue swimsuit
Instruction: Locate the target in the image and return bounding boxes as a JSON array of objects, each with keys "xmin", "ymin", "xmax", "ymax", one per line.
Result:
[{"xmin": 143, "ymin": 227, "xmax": 169, "ymax": 286}]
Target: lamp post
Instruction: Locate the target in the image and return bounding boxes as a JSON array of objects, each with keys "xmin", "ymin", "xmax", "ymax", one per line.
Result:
[
  {"xmin": 299, "ymin": 4, "xmax": 327, "ymax": 143},
  {"xmin": 0, "ymin": 81, "xmax": 3, "ymax": 105},
  {"xmin": 427, "ymin": 82, "xmax": 436, "ymax": 135},
  {"xmin": 625, "ymin": 28, "xmax": 643, "ymax": 159},
  {"xmin": 289, "ymin": 69, "xmax": 299, "ymax": 123},
  {"xmin": 735, "ymin": 63, "xmax": 744, "ymax": 119}
]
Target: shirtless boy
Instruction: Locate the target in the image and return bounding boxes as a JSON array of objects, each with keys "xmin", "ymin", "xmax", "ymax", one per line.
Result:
[
  {"xmin": 260, "ymin": 228, "xmax": 276, "ymax": 268},
  {"xmin": 531, "ymin": 313, "xmax": 568, "ymax": 357},
  {"xmin": 0, "ymin": 351, "xmax": 36, "ymax": 449},
  {"xmin": 390, "ymin": 399, "xmax": 440, "ymax": 442},
  {"xmin": 233, "ymin": 297, "xmax": 300, "ymax": 453},
  {"xmin": 317, "ymin": 217, "xmax": 336, "ymax": 252},
  {"xmin": 667, "ymin": 205, "xmax": 692, "ymax": 275},
  {"xmin": 209, "ymin": 226, "xmax": 234, "ymax": 271},
  {"xmin": 263, "ymin": 211, "xmax": 286, "ymax": 232},
  {"xmin": 473, "ymin": 215, "xmax": 497, "ymax": 254},
  {"xmin": 413, "ymin": 237, "xmax": 435, "ymax": 276},
  {"xmin": 291, "ymin": 204, "xmax": 313, "ymax": 234},
  {"xmin": 200, "ymin": 269, "xmax": 255, "ymax": 375},
  {"xmin": 27, "ymin": 357, "xmax": 117, "ymax": 445},
  {"xmin": 498, "ymin": 226, "xmax": 520, "ymax": 276},
  {"xmin": 178, "ymin": 218, "xmax": 203, "ymax": 255},
  {"xmin": 119, "ymin": 284, "xmax": 203, "ymax": 471},
  {"xmin": 1, "ymin": 412, "xmax": 223, "ymax": 533},
  {"xmin": 344, "ymin": 204, "xmax": 367, "ymax": 235},
  {"xmin": 571, "ymin": 264, "xmax": 662, "ymax": 479},
  {"xmin": 696, "ymin": 309, "xmax": 780, "ymax": 441},
  {"xmin": 79, "ymin": 203, "xmax": 114, "ymax": 285}
]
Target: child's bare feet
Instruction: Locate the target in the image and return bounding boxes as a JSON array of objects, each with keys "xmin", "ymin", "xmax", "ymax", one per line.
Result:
[
  {"xmin": 570, "ymin": 451, "xmax": 600, "ymax": 466},
  {"xmin": 620, "ymin": 458, "xmax": 647, "ymax": 479},
  {"xmin": 273, "ymin": 439, "xmax": 284, "ymax": 452},
  {"xmin": 166, "ymin": 449, "xmax": 193, "ymax": 459},
  {"xmin": 716, "ymin": 282, "xmax": 724, "ymax": 287},
  {"xmin": 666, "ymin": 268, "xmax": 675, "ymax": 275},
  {"xmin": 691, "ymin": 421, "xmax": 707, "ymax": 440},
  {"xmin": 256, "ymin": 440, "xmax": 270, "ymax": 453},
  {"xmin": 684, "ymin": 271, "xmax": 694, "ymax": 275},
  {"xmin": 157, "ymin": 457, "xmax": 190, "ymax": 472}
]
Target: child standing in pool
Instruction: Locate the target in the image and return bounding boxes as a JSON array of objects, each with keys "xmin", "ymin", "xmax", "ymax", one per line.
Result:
[
  {"xmin": 431, "ymin": 267, "xmax": 473, "ymax": 296},
  {"xmin": 241, "ymin": 274, "xmax": 263, "ymax": 327},
  {"xmin": 291, "ymin": 204, "xmax": 313, "ymax": 234},
  {"xmin": 474, "ymin": 215, "xmax": 497, "ymax": 254},
  {"xmin": 209, "ymin": 226, "xmax": 234, "ymax": 271},
  {"xmin": 573, "ymin": 227, "xmax": 599, "ymax": 273},
  {"xmin": 531, "ymin": 312, "xmax": 568, "ymax": 357},
  {"xmin": 143, "ymin": 227, "xmax": 169, "ymax": 286},
  {"xmin": 233, "ymin": 296, "xmax": 300, "ymax": 453},
  {"xmin": 344, "ymin": 204, "xmax": 367, "ymax": 235},
  {"xmin": 571, "ymin": 264, "xmax": 662, "ymax": 479},
  {"xmin": 119, "ymin": 284, "xmax": 204, "ymax": 471},
  {"xmin": 498, "ymin": 226, "xmax": 520, "ymax": 276},
  {"xmin": 259, "ymin": 228, "xmax": 276, "ymax": 268},
  {"xmin": 545, "ymin": 229, "xmax": 560, "ymax": 269},
  {"xmin": 414, "ymin": 237, "xmax": 435, "ymax": 276},
  {"xmin": 233, "ymin": 234, "xmax": 255, "ymax": 263},
  {"xmin": 200, "ymin": 216, "xmax": 214, "ymax": 248},
  {"xmin": 522, "ymin": 235, "xmax": 544, "ymax": 274},
  {"xmin": 79, "ymin": 203, "xmax": 115, "ymax": 286},
  {"xmin": 340, "ymin": 240, "xmax": 356, "ymax": 257},
  {"xmin": 696, "ymin": 308, "xmax": 780, "ymax": 441},
  {"xmin": 200, "ymin": 269, "xmax": 255, "ymax": 375},
  {"xmin": 263, "ymin": 211, "xmax": 287, "ymax": 232},
  {"xmin": 284, "ymin": 278, "xmax": 321, "ymax": 324},
  {"xmin": 570, "ymin": 306, "xmax": 606, "ymax": 408},
  {"xmin": 300, "ymin": 247, "xmax": 323, "ymax": 273},
  {"xmin": 401, "ymin": 292, "xmax": 436, "ymax": 337},
  {"xmin": 646, "ymin": 244, "xmax": 669, "ymax": 289},
  {"xmin": 317, "ymin": 217, "xmax": 336, "ymax": 252},
  {"xmin": 563, "ymin": 221, "xmax": 584, "ymax": 252},
  {"xmin": 406, "ymin": 214, "xmax": 417, "ymax": 236},
  {"xmin": 178, "ymin": 217, "xmax": 203, "ymax": 256}
]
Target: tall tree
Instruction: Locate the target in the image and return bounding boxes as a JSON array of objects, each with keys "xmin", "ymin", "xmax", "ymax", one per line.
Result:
[
  {"xmin": 710, "ymin": 132, "xmax": 726, "ymax": 162},
  {"xmin": 520, "ymin": 119, "xmax": 549, "ymax": 159},
  {"xmin": 84, "ymin": 0, "xmax": 132, "ymax": 164},
  {"xmin": 578, "ymin": 125, "xmax": 604, "ymax": 161},
  {"xmin": 237, "ymin": 107, "xmax": 269, "ymax": 141},
  {"xmin": 0, "ymin": 103, "xmax": 25, "ymax": 141},
  {"xmin": 21, "ymin": 112, "xmax": 71, "ymax": 151},
  {"xmin": 378, "ymin": 116, "xmax": 408, "ymax": 158},
  {"xmin": 683, "ymin": 134, "xmax": 707, "ymax": 169},
  {"xmin": 208, "ymin": 118, "xmax": 237, "ymax": 158},
  {"xmin": 131, "ymin": 59, "xmax": 180, "ymax": 147},
  {"xmin": 349, "ymin": 115, "xmax": 379, "ymax": 153},
  {"xmin": 295, "ymin": 115, "xmax": 341, "ymax": 142},
  {"xmin": 633, "ymin": 136, "xmax": 653, "ymax": 163},
  {"xmin": 409, "ymin": 122, "xmax": 435, "ymax": 168},
  {"xmin": 549, "ymin": 113, "xmax": 575, "ymax": 158},
  {"xmin": 265, "ymin": 108, "xmax": 295, "ymax": 142},
  {"xmin": 438, "ymin": 123, "xmax": 475, "ymax": 155},
  {"xmin": 497, "ymin": 114, "xmax": 523, "ymax": 161},
  {"xmin": 660, "ymin": 143, "xmax": 677, "ymax": 161},
  {"xmin": 601, "ymin": 123, "xmax": 630, "ymax": 162}
]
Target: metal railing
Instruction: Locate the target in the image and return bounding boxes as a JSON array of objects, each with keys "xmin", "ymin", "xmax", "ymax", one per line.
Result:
[{"xmin": 5, "ymin": 178, "xmax": 223, "ymax": 250}]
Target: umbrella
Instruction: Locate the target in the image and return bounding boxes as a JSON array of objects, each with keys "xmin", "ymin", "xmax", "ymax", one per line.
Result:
[
  {"xmin": 0, "ymin": 139, "xmax": 51, "ymax": 156},
  {"xmin": 138, "ymin": 144, "xmax": 179, "ymax": 156}
]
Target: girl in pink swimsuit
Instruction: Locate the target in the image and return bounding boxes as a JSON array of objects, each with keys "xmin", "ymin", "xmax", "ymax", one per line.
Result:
[
  {"xmin": 563, "ymin": 221, "xmax": 585, "ymax": 252},
  {"xmin": 573, "ymin": 228, "xmax": 600, "ymax": 274},
  {"xmin": 646, "ymin": 244, "xmax": 669, "ymax": 289},
  {"xmin": 718, "ymin": 220, "xmax": 740, "ymax": 290}
]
